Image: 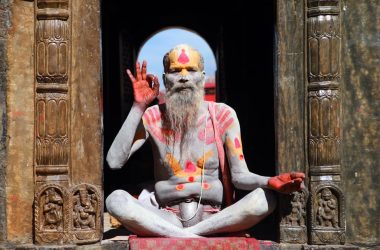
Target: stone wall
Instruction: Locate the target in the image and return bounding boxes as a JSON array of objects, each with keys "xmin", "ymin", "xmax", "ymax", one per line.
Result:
[{"xmin": 0, "ymin": 0, "xmax": 10, "ymax": 243}]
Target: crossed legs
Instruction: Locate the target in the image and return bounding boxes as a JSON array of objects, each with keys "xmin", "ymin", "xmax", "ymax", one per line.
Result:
[{"xmin": 106, "ymin": 188, "xmax": 276, "ymax": 237}]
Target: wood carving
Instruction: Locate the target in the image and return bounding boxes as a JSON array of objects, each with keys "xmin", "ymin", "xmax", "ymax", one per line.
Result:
[
  {"xmin": 33, "ymin": 0, "xmax": 103, "ymax": 245},
  {"xmin": 70, "ymin": 184, "xmax": 102, "ymax": 244},
  {"xmin": 308, "ymin": 89, "xmax": 340, "ymax": 174},
  {"xmin": 34, "ymin": 0, "xmax": 70, "ymax": 182},
  {"xmin": 34, "ymin": 183, "xmax": 102, "ymax": 244},
  {"xmin": 310, "ymin": 184, "xmax": 345, "ymax": 244},
  {"xmin": 36, "ymin": 19, "xmax": 68, "ymax": 84},
  {"xmin": 306, "ymin": 0, "xmax": 345, "ymax": 245},
  {"xmin": 316, "ymin": 188, "xmax": 338, "ymax": 228},
  {"xmin": 280, "ymin": 189, "xmax": 309, "ymax": 244},
  {"xmin": 34, "ymin": 183, "xmax": 69, "ymax": 244},
  {"xmin": 34, "ymin": 0, "xmax": 71, "ymax": 245},
  {"xmin": 36, "ymin": 93, "xmax": 69, "ymax": 167}
]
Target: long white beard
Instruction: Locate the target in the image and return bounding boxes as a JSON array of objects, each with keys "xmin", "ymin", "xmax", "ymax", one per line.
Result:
[{"xmin": 164, "ymin": 83, "xmax": 204, "ymax": 141}]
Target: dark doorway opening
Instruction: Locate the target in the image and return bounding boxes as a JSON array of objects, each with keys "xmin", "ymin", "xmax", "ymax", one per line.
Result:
[{"xmin": 102, "ymin": 1, "xmax": 276, "ymax": 240}]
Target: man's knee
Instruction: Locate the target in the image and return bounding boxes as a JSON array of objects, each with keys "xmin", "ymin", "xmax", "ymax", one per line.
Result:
[
  {"xmin": 106, "ymin": 189, "xmax": 132, "ymax": 215},
  {"xmin": 245, "ymin": 188, "xmax": 277, "ymax": 217}
]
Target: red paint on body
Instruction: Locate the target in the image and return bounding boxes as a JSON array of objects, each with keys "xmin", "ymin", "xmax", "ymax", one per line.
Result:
[
  {"xmin": 178, "ymin": 49, "xmax": 189, "ymax": 64},
  {"xmin": 185, "ymin": 161, "xmax": 197, "ymax": 173}
]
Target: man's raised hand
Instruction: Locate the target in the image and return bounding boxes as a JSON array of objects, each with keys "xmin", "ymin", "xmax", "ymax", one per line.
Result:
[
  {"xmin": 126, "ymin": 60, "xmax": 159, "ymax": 106},
  {"xmin": 268, "ymin": 172, "xmax": 305, "ymax": 194}
]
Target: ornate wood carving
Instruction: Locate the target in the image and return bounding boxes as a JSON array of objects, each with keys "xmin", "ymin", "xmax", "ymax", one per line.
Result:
[
  {"xmin": 34, "ymin": 183, "xmax": 69, "ymax": 244},
  {"xmin": 32, "ymin": 0, "xmax": 103, "ymax": 245},
  {"xmin": 280, "ymin": 189, "xmax": 309, "ymax": 244},
  {"xmin": 310, "ymin": 184, "xmax": 345, "ymax": 244},
  {"xmin": 70, "ymin": 184, "xmax": 102, "ymax": 244},
  {"xmin": 34, "ymin": 0, "xmax": 70, "ymax": 183},
  {"xmin": 306, "ymin": 0, "xmax": 345, "ymax": 245},
  {"xmin": 34, "ymin": 183, "xmax": 102, "ymax": 245}
]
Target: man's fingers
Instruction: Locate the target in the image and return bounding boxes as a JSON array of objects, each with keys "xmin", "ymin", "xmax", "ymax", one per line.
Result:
[
  {"xmin": 293, "ymin": 178, "xmax": 303, "ymax": 184},
  {"xmin": 152, "ymin": 76, "xmax": 160, "ymax": 95},
  {"xmin": 141, "ymin": 60, "xmax": 147, "ymax": 80},
  {"xmin": 136, "ymin": 61, "xmax": 142, "ymax": 81},
  {"xmin": 291, "ymin": 172, "xmax": 305, "ymax": 179},
  {"xmin": 146, "ymin": 74, "xmax": 155, "ymax": 86},
  {"xmin": 126, "ymin": 69, "xmax": 136, "ymax": 83}
]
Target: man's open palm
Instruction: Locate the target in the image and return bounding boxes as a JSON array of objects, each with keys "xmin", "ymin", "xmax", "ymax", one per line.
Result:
[
  {"xmin": 268, "ymin": 172, "xmax": 305, "ymax": 194},
  {"xmin": 126, "ymin": 60, "xmax": 159, "ymax": 105}
]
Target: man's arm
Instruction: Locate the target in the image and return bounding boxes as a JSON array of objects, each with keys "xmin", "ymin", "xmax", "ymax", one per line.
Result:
[
  {"xmin": 220, "ymin": 103, "xmax": 304, "ymax": 193},
  {"xmin": 106, "ymin": 61, "xmax": 159, "ymax": 169},
  {"xmin": 106, "ymin": 103, "xmax": 148, "ymax": 169}
]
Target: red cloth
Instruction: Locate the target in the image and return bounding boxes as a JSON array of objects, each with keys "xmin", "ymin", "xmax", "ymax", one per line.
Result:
[
  {"xmin": 128, "ymin": 235, "xmax": 277, "ymax": 250},
  {"xmin": 208, "ymin": 101, "xmax": 235, "ymax": 207}
]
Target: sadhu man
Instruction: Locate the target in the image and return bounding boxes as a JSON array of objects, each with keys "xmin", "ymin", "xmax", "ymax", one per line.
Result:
[{"xmin": 106, "ymin": 44, "xmax": 305, "ymax": 237}]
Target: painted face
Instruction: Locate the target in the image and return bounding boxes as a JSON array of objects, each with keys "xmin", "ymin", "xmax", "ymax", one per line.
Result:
[{"xmin": 164, "ymin": 45, "xmax": 205, "ymax": 92}]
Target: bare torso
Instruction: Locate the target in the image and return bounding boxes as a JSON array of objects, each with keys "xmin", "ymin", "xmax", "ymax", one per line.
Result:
[{"xmin": 142, "ymin": 102, "xmax": 224, "ymax": 206}]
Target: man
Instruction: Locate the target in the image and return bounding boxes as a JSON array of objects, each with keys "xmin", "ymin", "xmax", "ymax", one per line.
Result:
[{"xmin": 106, "ymin": 44, "xmax": 304, "ymax": 237}]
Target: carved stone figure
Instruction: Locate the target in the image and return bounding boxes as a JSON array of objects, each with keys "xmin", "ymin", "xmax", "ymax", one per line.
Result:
[
  {"xmin": 73, "ymin": 188, "xmax": 96, "ymax": 230},
  {"xmin": 43, "ymin": 188, "xmax": 63, "ymax": 230},
  {"xmin": 285, "ymin": 191, "xmax": 306, "ymax": 226},
  {"xmin": 106, "ymin": 44, "xmax": 305, "ymax": 237},
  {"xmin": 316, "ymin": 188, "xmax": 339, "ymax": 228}
]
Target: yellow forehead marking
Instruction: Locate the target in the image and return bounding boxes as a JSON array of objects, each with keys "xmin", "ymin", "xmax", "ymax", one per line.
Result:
[{"xmin": 168, "ymin": 46, "xmax": 201, "ymax": 74}]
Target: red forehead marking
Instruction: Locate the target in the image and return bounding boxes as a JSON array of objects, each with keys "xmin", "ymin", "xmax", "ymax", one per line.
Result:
[{"xmin": 178, "ymin": 49, "xmax": 190, "ymax": 64}]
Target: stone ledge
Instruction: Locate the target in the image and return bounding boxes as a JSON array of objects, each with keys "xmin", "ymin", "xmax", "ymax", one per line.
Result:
[
  {"xmin": 0, "ymin": 241, "xmax": 129, "ymax": 250},
  {"xmin": 279, "ymin": 243, "xmax": 360, "ymax": 250},
  {"xmin": 302, "ymin": 245, "xmax": 359, "ymax": 250}
]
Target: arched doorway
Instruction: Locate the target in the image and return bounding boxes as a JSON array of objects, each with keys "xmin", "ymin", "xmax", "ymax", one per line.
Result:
[
  {"xmin": 137, "ymin": 27, "xmax": 217, "ymax": 103},
  {"xmin": 101, "ymin": 1, "xmax": 276, "ymax": 240}
]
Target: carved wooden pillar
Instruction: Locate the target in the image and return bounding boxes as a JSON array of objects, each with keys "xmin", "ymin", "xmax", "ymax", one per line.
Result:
[
  {"xmin": 34, "ymin": 0, "xmax": 71, "ymax": 244},
  {"xmin": 34, "ymin": 0, "xmax": 102, "ymax": 245},
  {"xmin": 306, "ymin": 0, "xmax": 345, "ymax": 245},
  {"xmin": 35, "ymin": 0, "xmax": 70, "ymax": 185}
]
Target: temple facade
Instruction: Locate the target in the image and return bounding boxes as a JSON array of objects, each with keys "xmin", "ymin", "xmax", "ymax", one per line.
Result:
[{"xmin": 0, "ymin": 0, "xmax": 379, "ymax": 249}]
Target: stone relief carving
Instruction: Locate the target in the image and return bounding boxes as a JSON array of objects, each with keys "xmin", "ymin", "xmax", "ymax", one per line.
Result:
[{"xmin": 316, "ymin": 188, "xmax": 339, "ymax": 228}]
